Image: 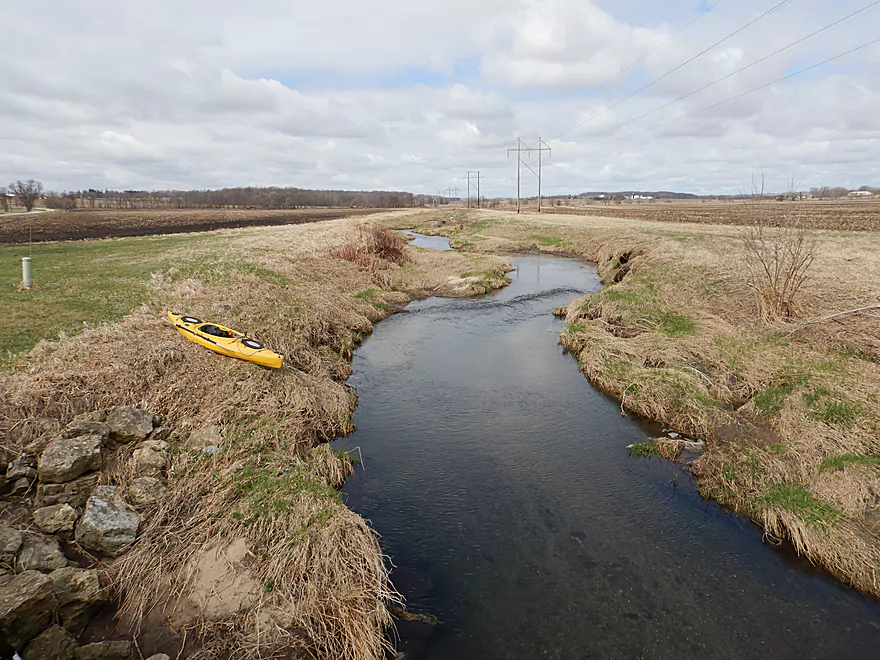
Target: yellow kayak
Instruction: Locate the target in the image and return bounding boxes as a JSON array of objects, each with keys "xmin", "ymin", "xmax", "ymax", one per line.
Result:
[{"xmin": 167, "ymin": 312, "xmax": 284, "ymax": 369}]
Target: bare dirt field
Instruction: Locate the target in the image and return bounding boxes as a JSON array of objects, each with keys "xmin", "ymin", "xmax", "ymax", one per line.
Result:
[
  {"xmin": 542, "ymin": 199, "xmax": 880, "ymax": 231},
  {"xmin": 0, "ymin": 207, "xmax": 382, "ymax": 243}
]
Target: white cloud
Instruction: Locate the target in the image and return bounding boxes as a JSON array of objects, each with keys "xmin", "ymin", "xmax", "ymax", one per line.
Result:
[{"xmin": 0, "ymin": 0, "xmax": 878, "ymax": 195}]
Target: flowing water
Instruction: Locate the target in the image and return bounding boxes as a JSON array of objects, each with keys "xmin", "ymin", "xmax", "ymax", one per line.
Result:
[{"xmin": 334, "ymin": 236, "xmax": 880, "ymax": 659}]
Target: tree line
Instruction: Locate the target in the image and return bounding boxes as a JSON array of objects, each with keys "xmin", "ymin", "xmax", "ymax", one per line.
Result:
[{"xmin": 43, "ymin": 186, "xmax": 418, "ymax": 210}]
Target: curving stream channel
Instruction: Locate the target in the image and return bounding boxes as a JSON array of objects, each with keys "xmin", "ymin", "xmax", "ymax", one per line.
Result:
[{"xmin": 334, "ymin": 234, "xmax": 880, "ymax": 659}]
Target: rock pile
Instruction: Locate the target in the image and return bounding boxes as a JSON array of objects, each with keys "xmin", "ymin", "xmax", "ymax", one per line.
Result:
[{"xmin": 0, "ymin": 405, "xmax": 173, "ymax": 657}]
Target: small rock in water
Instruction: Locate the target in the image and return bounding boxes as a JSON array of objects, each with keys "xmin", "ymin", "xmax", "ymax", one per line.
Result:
[{"xmin": 667, "ymin": 432, "xmax": 680, "ymax": 439}]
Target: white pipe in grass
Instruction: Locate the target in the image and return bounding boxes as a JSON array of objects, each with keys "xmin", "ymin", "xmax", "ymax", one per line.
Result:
[{"xmin": 21, "ymin": 256, "xmax": 32, "ymax": 289}]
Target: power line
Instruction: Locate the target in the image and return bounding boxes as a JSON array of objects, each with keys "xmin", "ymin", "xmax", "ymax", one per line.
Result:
[
  {"xmin": 553, "ymin": 0, "xmax": 795, "ymax": 139},
  {"xmin": 466, "ymin": 171, "xmax": 484, "ymax": 209},
  {"xmin": 604, "ymin": 0, "xmax": 726, "ymax": 89},
  {"xmin": 587, "ymin": 0, "xmax": 880, "ymax": 140},
  {"xmin": 604, "ymin": 36, "xmax": 880, "ymax": 145}
]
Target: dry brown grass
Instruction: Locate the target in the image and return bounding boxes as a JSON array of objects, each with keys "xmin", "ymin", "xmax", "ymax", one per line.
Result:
[
  {"xmin": 401, "ymin": 208, "xmax": 880, "ymax": 598},
  {"xmin": 0, "ymin": 210, "xmax": 509, "ymax": 658}
]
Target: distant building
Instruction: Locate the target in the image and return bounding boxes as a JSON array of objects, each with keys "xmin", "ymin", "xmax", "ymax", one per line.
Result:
[
  {"xmin": 848, "ymin": 190, "xmax": 873, "ymax": 197},
  {"xmin": 629, "ymin": 194, "xmax": 654, "ymax": 200}
]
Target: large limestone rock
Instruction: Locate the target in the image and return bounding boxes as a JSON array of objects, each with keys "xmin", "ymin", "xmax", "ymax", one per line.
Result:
[
  {"xmin": 34, "ymin": 504, "xmax": 79, "ymax": 538},
  {"xmin": 127, "ymin": 476, "xmax": 166, "ymax": 508},
  {"xmin": 106, "ymin": 406, "xmax": 153, "ymax": 444},
  {"xmin": 75, "ymin": 486, "xmax": 139, "ymax": 557},
  {"xmin": 51, "ymin": 567, "xmax": 108, "ymax": 632},
  {"xmin": 0, "ymin": 570, "xmax": 55, "ymax": 653},
  {"xmin": 74, "ymin": 640, "xmax": 132, "ymax": 660},
  {"xmin": 66, "ymin": 419, "xmax": 110, "ymax": 443},
  {"xmin": 0, "ymin": 525, "xmax": 23, "ymax": 564},
  {"xmin": 38, "ymin": 435, "xmax": 102, "ymax": 484},
  {"xmin": 130, "ymin": 441, "xmax": 167, "ymax": 478},
  {"xmin": 15, "ymin": 535, "xmax": 67, "ymax": 573},
  {"xmin": 36, "ymin": 474, "xmax": 100, "ymax": 509},
  {"xmin": 22, "ymin": 624, "xmax": 76, "ymax": 660}
]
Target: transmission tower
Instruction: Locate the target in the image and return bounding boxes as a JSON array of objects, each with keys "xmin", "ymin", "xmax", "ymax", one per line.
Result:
[
  {"xmin": 508, "ymin": 138, "xmax": 551, "ymax": 213},
  {"xmin": 466, "ymin": 171, "xmax": 484, "ymax": 209}
]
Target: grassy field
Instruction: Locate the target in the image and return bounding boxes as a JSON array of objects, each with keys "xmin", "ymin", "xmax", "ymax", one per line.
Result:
[
  {"xmin": 397, "ymin": 208, "xmax": 880, "ymax": 598},
  {"xmin": 539, "ymin": 198, "xmax": 880, "ymax": 231},
  {"xmin": 0, "ymin": 235, "xmax": 213, "ymax": 362},
  {"xmin": 0, "ymin": 207, "xmax": 379, "ymax": 243},
  {"xmin": 0, "ymin": 210, "xmax": 511, "ymax": 658}
]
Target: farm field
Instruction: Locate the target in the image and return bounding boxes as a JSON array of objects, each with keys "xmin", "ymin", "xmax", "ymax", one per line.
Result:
[
  {"xmin": 0, "ymin": 207, "xmax": 382, "ymax": 243},
  {"xmin": 544, "ymin": 199, "xmax": 880, "ymax": 231}
]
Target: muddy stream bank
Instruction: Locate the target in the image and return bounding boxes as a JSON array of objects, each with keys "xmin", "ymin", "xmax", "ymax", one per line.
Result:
[{"xmin": 334, "ymin": 239, "xmax": 880, "ymax": 659}]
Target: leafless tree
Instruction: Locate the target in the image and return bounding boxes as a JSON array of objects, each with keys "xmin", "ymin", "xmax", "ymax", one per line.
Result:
[
  {"xmin": 9, "ymin": 179, "xmax": 44, "ymax": 212},
  {"xmin": 740, "ymin": 219, "xmax": 817, "ymax": 322},
  {"xmin": 0, "ymin": 186, "xmax": 8, "ymax": 212},
  {"xmin": 750, "ymin": 167, "xmax": 766, "ymax": 200},
  {"xmin": 786, "ymin": 174, "xmax": 804, "ymax": 201}
]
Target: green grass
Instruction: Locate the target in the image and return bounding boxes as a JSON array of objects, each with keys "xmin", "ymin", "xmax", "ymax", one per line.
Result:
[
  {"xmin": 803, "ymin": 387, "xmax": 864, "ymax": 427},
  {"xmin": 226, "ymin": 461, "xmax": 341, "ymax": 529},
  {"xmin": 818, "ymin": 453, "xmax": 880, "ymax": 473},
  {"xmin": 565, "ymin": 321, "xmax": 586, "ymax": 334},
  {"xmin": 0, "ymin": 234, "xmax": 212, "ymax": 364},
  {"xmin": 753, "ymin": 383, "xmax": 797, "ymax": 417},
  {"xmin": 527, "ymin": 234, "xmax": 570, "ymax": 248},
  {"xmin": 758, "ymin": 483, "xmax": 839, "ymax": 530},
  {"xmin": 628, "ymin": 442, "xmax": 659, "ymax": 457},
  {"xmin": 598, "ymin": 271, "xmax": 695, "ymax": 338}
]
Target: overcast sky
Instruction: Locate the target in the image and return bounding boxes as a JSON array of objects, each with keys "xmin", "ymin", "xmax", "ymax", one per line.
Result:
[{"xmin": 2, "ymin": 0, "xmax": 878, "ymax": 196}]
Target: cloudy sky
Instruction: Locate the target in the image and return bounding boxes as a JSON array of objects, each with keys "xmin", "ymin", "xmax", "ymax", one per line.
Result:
[{"xmin": 2, "ymin": 0, "xmax": 879, "ymax": 196}]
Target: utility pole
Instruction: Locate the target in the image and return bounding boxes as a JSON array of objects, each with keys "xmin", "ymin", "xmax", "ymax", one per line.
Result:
[
  {"xmin": 508, "ymin": 138, "xmax": 536, "ymax": 213},
  {"xmin": 466, "ymin": 171, "xmax": 484, "ymax": 209},
  {"xmin": 534, "ymin": 138, "xmax": 551, "ymax": 213}
]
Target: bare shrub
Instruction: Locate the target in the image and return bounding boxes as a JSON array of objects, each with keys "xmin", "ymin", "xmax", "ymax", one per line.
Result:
[
  {"xmin": 360, "ymin": 224, "xmax": 406, "ymax": 264},
  {"xmin": 329, "ymin": 224, "xmax": 407, "ymax": 271},
  {"xmin": 740, "ymin": 220, "xmax": 817, "ymax": 322}
]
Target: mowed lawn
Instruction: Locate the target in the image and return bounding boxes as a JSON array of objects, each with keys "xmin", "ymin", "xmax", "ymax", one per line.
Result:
[{"xmin": 0, "ymin": 234, "xmax": 212, "ymax": 363}]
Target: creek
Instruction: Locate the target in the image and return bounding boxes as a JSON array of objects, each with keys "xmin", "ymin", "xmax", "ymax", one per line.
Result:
[{"xmin": 334, "ymin": 236, "xmax": 880, "ymax": 659}]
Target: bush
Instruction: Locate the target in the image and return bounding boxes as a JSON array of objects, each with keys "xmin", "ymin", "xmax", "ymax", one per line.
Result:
[{"xmin": 329, "ymin": 224, "xmax": 407, "ymax": 271}]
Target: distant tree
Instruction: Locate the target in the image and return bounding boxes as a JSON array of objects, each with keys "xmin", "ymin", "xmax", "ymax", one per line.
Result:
[
  {"xmin": 0, "ymin": 186, "xmax": 8, "ymax": 212},
  {"xmin": 9, "ymin": 179, "xmax": 44, "ymax": 212}
]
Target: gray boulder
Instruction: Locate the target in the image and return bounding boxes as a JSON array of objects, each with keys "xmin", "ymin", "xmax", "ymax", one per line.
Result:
[
  {"xmin": 146, "ymin": 655, "xmax": 171, "ymax": 660},
  {"xmin": 75, "ymin": 486, "xmax": 140, "ymax": 557},
  {"xmin": 16, "ymin": 535, "xmax": 67, "ymax": 573},
  {"xmin": 74, "ymin": 640, "xmax": 132, "ymax": 660},
  {"xmin": 106, "ymin": 406, "xmax": 153, "ymax": 444},
  {"xmin": 130, "ymin": 443, "xmax": 166, "ymax": 478},
  {"xmin": 127, "ymin": 476, "xmax": 166, "ymax": 508},
  {"xmin": 36, "ymin": 474, "xmax": 100, "ymax": 509},
  {"xmin": 22, "ymin": 624, "xmax": 77, "ymax": 660},
  {"xmin": 38, "ymin": 435, "xmax": 102, "ymax": 484},
  {"xmin": 51, "ymin": 567, "xmax": 108, "ymax": 632},
  {"xmin": 0, "ymin": 570, "xmax": 55, "ymax": 652},
  {"xmin": 33, "ymin": 504, "xmax": 79, "ymax": 538},
  {"xmin": 6, "ymin": 454, "xmax": 37, "ymax": 481},
  {"xmin": 0, "ymin": 525, "xmax": 23, "ymax": 564},
  {"xmin": 73, "ymin": 410, "xmax": 107, "ymax": 423},
  {"xmin": 66, "ymin": 419, "xmax": 110, "ymax": 442}
]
